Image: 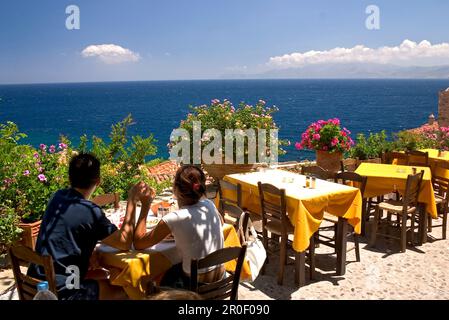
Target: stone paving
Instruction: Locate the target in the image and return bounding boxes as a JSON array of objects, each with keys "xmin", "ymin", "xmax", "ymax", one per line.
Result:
[{"xmin": 1, "ymin": 218, "xmax": 448, "ymax": 300}]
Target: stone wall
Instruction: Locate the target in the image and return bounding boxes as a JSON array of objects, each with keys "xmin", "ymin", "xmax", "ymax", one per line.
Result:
[{"xmin": 438, "ymin": 88, "xmax": 449, "ymax": 127}]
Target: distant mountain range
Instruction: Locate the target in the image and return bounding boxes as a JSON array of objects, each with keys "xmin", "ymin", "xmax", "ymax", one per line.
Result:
[{"xmin": 222, "ymin": 63, "xmax": 449, "ymax": 79}]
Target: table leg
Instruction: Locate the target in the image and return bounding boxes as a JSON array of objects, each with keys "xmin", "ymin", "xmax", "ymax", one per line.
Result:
[
  {"xmin": 336, "ymin": 217, "xmax": 348, "ymax": 276},
  {"xmin": 420, "ymin": 204, "xmax": 428, "ymax": 245},
  {"xmin": 295, "ymin": 251, "xmax": 306, "ymax": 287}
]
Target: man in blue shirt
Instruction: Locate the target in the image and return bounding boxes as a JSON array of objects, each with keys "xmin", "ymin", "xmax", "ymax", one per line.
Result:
[{"xmin": 28, "ymin": 153, "xmax": 154, "ymax": 300}]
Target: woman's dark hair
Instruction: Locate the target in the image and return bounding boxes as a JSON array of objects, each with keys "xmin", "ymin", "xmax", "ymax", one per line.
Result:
[
  {"xmin": 69, "ymin": 153, "xmax": 101, "ymax": 189},
  {"xmin": 173, "ymin": 165, "xmax": 206, "ymax": 206}
]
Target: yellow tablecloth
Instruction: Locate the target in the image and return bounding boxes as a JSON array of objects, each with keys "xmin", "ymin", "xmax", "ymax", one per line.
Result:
[
  {"xmin": 98, "ymin": 224, "xmax": 251, "ymax": 299},
  {"xmin": 224, "ymin": 169, "xmax": 363, "ymax": 253},
  {"xmin": 393, "ymin": 149, "xmax": 449, "ymax": 179},
  {"xmin": 355, "ymin": 163, "xmax": 437, "ymax": 218}
]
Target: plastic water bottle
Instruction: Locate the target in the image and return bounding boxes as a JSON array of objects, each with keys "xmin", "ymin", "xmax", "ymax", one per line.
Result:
[{"xmin": 33, "ymin": 281, "xmax": 58, "ymax": 300}]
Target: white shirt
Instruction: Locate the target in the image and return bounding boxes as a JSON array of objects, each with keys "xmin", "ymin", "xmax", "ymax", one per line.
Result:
[{"xmin": 162, "ymin": 199, "xmax": 224, "ymax": 275}]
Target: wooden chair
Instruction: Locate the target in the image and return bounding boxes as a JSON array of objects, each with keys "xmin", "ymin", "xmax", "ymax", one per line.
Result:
[
  {"xmin": 237, "ymin": 210, "xmax": 251, "ymax": 244},
  {"xmin": 314, "ymin": 172, "xmax": 367, "ymax": 264},
  {"xmin": 190, "ymin": 246, "xmax": 247, "ymax": 300},
  {"xmin": 205, "ymin": 182, "xmax": 219, "ymax": 201},
  {"xmin": 430, "ymin": 161, "xmax": 449, "ymax": 240},
  {"xmin": 340, "ymin": 158, "xmax": 358, "ymax": 172},
  {"xmin": 9, "ymin": 245, "xmax": 58, "ymax": 300},
  {"xmin": 369, "ymin": 171, "xmax": 424, "ymax": 252},
  {"xmin": 92, "ymin": 193, "xmax": 120, "ymax": 209},
  {"xmin": 383, "ymin": 151, "xmax": 408, "ymax": 165},
  {"xmin": 406, "ymin": 150, "xmax": 430, "ymax": 167},
  {"xmin": 301, "ymin": 165, "xmax": 335, "ymax": 181},
  {"xmin": 218, "ymin": 180, "xmax": 242, "ymax": 225},
  {"xmin": 257, "ymin": 182, "xmax": 315, "ymax": 286}
]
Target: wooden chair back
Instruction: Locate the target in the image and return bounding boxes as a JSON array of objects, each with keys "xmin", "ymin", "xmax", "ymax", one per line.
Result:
[
  {"xmin": 205, "ymin": 182, "xmax": 219, "ymax": 200},
  {"xmin": 221, "ymin": 202, "xmax": 245, "ymax": 224},
  {"xmin": 334, "ymin": 171, "xmax": 368, "ymax": 198},
  {"xmin": 301, "ymin": 165, "xmax": 335, "ymax": 180},
  {"xmin": 92, "ymin": 193, "xmax": 120, "ymax": 209},
  {"xmin": 257, "ymin": 182, "xmax": 290, "ymax": 235},
  {"xmin": 383, "ymin": 151, "xmax": 408, "ymax": 164},
  {"xmin": 406, "ymin": 150, "xmax": 429, "ymax": 167},
  {"xmin": 340, "ymin": 158, "xmax": 358, "ymax": 172},
  {"xmin": 405, "ymin": 150, "xmax": 429, "ymax": 167},
  {"xmin": 402, "ymin": 171, "xmax": 425, "ymax": 208},
  {"xmin": 9, "ymin": 245, "xmax": 57, "ymax": 300},
  {"xmin": 432, "ymin": 161, "xmax": 449, "ymax": 203},
  {"xmin": 237, "ymin": 210, "xmax": 251, "ymax": 244},
  {"xmin": 218, "ymin": 180, "xmax": 242, "ymax": 213},
  {"xmin": 190, "ymin": 246, "xmax": 247, "ymax": 300}
]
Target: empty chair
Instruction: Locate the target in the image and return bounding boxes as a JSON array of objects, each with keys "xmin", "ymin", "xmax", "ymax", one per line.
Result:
[
  {"xmin": 340, "ymin": 158, "xmax": 358, "ymax": 172},
  {"xmin": 190, "ymin": 245, "xmax": 247, "ymax": 300},
  {"xmin": 301, "ymin": 165, "xmax": 335, "ymax": 181},
  {"xmin": 315, "ymin": 172, "xmax": 367, "ymax": 264},
  {"xmin": 406, "ymin": 150, "xmax": 429, "ymax": 167},
  {"xmin": 257, "ymin": 182, "xmax": 315, "ymax": 286},
  {"xmin": 205, "ymin": 182, "xmax": 219, "ymax": 200},
  {"xmin": 237, "ymin": 210, "xmax": 251, "ymax": 244},
  {"xmin": 369, "ymin": 171, "xmax": 424, "ymax": 252},
  {"xmin": 430, "ymin": 161, "xmax": 449, "ymax": 240},
  {"xmin": 9, "ymin": 245, "xmax": 58, "ymax": 300},
  {"xmin": 92, "ymin": 193, "xmax": 120, "ymax": 209},
  {"xmin": 218, "ymin": 180, "xmax": 242, "ymax": 225},
  {"xmin": 383, "ymin": 151, "xmax": 408, "ymax": 165}
]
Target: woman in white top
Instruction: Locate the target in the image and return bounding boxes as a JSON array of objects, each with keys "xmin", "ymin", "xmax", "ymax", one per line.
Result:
[{"xmin": 134, "ymin": 165, "xmax": 224, "ymax": 288}]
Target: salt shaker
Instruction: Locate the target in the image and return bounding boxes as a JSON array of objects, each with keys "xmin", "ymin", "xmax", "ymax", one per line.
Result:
[{"xmin": 311, "ymin": 177, "xmax": 316, "ymax": 189}]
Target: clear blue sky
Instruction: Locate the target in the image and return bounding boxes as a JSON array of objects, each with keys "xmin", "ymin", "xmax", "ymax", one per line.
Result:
[{"xmin": 1, "ymin": 0, "xmax": 449, "ymax": 84}]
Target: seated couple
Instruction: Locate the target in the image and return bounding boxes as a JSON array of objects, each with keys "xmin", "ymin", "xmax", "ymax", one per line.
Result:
[{"xmin": 28, "ymin": 153, "xmax": 224, "ymax": 300}]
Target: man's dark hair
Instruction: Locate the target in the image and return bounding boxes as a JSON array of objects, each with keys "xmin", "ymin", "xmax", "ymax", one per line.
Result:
[{"xmin": 69, "ymin": 153, "xmax": 101, "ymax": 189}]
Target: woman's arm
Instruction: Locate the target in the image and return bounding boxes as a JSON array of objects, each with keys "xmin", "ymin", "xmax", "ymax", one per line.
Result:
[
  {"xmin": 101, "ymin": 182, "xmax": 154, "ymax": 250},
  {"xmin": 134, "ymin": 209, "xmax": 171, "ymax": 250}
]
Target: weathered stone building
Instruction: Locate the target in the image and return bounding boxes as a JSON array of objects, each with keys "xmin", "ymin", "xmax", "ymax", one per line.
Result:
[{"xmin": 438, "ymin": 87, "xmax": 449, "ymax": 127}]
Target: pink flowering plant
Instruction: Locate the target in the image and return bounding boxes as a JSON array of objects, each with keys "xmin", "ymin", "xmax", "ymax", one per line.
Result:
[
  {"xmin": 0, "ymin": 122, "xmax": 70, "ymax": 222},
  {"xmin": 173, "ymin": 99, "xmax": 289, "ymax": 163},
  {"xmin": 410, "ymin": 125, "xmax": 449, "ymax": 151},
  {"xmin": 295, "ymin": 118, "xmax": 354, "ymax": 153}
]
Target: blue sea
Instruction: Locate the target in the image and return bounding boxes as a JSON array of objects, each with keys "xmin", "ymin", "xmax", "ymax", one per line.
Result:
[{"xmin": 0, "ymin": 79, "xmax": 447, "ymax": 161}]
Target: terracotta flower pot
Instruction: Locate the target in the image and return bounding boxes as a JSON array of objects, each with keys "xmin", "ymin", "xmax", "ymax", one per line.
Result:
[
  {"xmin": 316, "ymin": 150, "xmax": 343, "ymax": 173},
  {"xmin": 18, "ymin": 220, "xmax": 42, "ymax": 250}
]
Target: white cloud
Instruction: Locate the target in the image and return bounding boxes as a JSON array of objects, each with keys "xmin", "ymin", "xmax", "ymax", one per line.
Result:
[
  {"xmin": 81, "ymin": 44, "xmax": 140, "ymax": 64},
  {"xmin": 268, "ymin": 40, "xmax": 449, "ymax": 68}
]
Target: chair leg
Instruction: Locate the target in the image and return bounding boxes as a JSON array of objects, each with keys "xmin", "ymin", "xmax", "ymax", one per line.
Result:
[
  {"xmin": 308, "ymin": 235, "xmax": 315, "ymax": 280},
  {"xmin": 369, "ymin": 206, "xmax": 380, "ymax": 247},
  {"xmin": 427, "ymin": 215, "xmax": 432, "ymax": 233},
  {"xmin": 278, "ymin": 235, "xmax": 287, "ymax": 286},
  {"xmin": 443, "ymin": 211, "xmax": 447, "ymax": 240},
  {"xmin": 261, "ymin": 229, "xmax": 269, "ymax": 275},
  {"xmin": 400, "ymin": 214, "xmax": 407, "ymax": 253},
  {"xmin": 410, "ymin": 212, "xmax": 416, "ymax": 245},
  {"xmin": 354, "ymin": 234, "xmax": 361, "ymax": 262}
]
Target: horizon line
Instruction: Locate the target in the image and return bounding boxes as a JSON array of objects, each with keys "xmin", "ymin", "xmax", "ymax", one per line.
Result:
[{"xmin": 1, "ymin": 77, "xmax": 449, "ymax": 86}]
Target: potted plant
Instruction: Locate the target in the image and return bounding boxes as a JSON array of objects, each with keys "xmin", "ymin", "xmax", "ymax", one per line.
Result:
[
  {"xmin": 349, "ymin": 131, "xmax": 392, "ymax": 165},
  {"xmin": 0, "ymin": 207, "xmax": 22, "ymax": 267},
  {"xmin": 172, "ymin": 99, "xmax": 289, "ymax": 179},
  {"xmin": 295, "ymin": 118, "xmax": 354, "ymax": 172}
]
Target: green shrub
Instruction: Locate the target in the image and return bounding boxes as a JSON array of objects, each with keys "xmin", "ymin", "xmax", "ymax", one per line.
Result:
[
  {"xmin": 0, "ymin": 207, "xmax": 22, "ymax": 255},
  {"xmin": 349, "ymin": 131, "xmax": 393, "ymax": 160},
  {"xmin": 0, "ymin": 115, "xmax": 164, "ymax": 222}
]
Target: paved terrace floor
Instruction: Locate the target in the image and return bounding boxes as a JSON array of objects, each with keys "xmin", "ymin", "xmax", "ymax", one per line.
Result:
[{"xmin": 1, "ymin": 217, "xmax": 448, "ymax": 300}]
